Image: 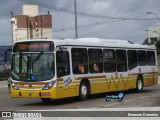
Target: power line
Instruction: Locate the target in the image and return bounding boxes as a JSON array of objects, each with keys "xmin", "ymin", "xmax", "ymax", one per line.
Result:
[
  {"xmin": 53, "ymin": 17, "xmax": 158, "ymax": 33},
  {"xmin": 14, "ymin": 30, "xmax": 148, "ymax": 41},
  {"xmin": 16, "ymin": 0, "xmax": 159, "ymax": 20},
  {"xmin": 11, "ymin": 0, "xmax": 158, "ymax": 46},
  {"xmin": 53, "ymin": 19, "xmax": 123, "ymax": 32},
  {"xmin": 122, "ymin": 33, "xmax": 148, "ymax": 40},
  {"xmin": 15, "ymin": 0, "xmax": 160, "ymax": 35},
  {"xmin": 0, "ymin": 32, "xmax": 149, "ymax": 47},
  {"xmin": 13, "ymin": 20, "xmax": 122, "ymax": 39},
  {"xmin": 123, "ymin": 33, "xmax": 148, "ymax": 40},
  {"xmin": 10, "ymin": 19, "xmax": 150, "ymax": 40},
  {"xmin": 16, "ymin": 0, "xmax": 115, "ymax": 19}
]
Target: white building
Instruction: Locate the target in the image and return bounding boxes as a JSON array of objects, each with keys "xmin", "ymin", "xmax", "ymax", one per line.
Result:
[
  {"xmin": 11, "ymin": 5, "xmax": 52, "ymax": 43},
  {"xmin": 148, "ymin": 25, "xmax": 160, "ymax": 43}
]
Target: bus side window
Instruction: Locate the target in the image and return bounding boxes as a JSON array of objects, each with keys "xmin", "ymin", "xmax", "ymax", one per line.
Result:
[
  {"xmin": 116, "ymin": 50, "xmax": 127, "ymax": 72},
  {"xmin": 71, "ymin": 48, "xmax": 88, "ymax": 74},
  {"xmin": 103, "ymin": 49, "xmax": 116, "ymax": 72},
  {"xmin": 147, "ymin": 51, "xmax": 156, "ymax": 65},
  {"xmin": 88, "ymin": 49, "xmax": 103, "ymax": 73},
  {"xmin": 138, "ymin": 50, "xmax": 147, "ymax": 66},
  {"xmin": 56, "ymin": 51, "xmax": 70, "ymax": 78},
  {"xmin": 127, "ymin": 50, "xmax": 138, "ymax": 70}
]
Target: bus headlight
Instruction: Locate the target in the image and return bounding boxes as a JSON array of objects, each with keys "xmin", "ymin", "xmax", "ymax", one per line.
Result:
[
  {"xmin": 43, "ymin": 81, "xmax": 55, "ymax": 90},
  {"xmin": 12, "ymin": 83, "xmax": 19, "ymax": 90}
]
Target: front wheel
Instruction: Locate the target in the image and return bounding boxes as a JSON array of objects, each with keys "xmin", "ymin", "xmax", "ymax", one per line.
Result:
[
  {"xmin": 135, "ymin": 77, "xmax": 143, "ymax": 93},
  {"xmin": 79, "ymin": 81, "xmax": 89, "ymax": 100},
  {"xmin": 8, "ymin": 85, "xmax": 11, "ymax": 93}
]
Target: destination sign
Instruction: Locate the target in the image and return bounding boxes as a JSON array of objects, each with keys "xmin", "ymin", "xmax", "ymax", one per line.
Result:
[{"xmin": 13, "ymin": 41, "xmax": 54, "ymax": 52}]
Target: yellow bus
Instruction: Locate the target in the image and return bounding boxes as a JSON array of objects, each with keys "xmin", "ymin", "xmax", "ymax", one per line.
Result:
[{"xmin": 10, "ymin": 38, "xmax": 158, "ymax": 102}]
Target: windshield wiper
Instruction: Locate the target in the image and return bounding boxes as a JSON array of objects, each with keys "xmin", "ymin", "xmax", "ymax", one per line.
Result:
[
  {"xmin": 32, "ymin": 52, "xmax": 43, "ymax": 64},
  {"xmin": 11, "ymin": 71, "xmax": 19, "ymax": 80}
]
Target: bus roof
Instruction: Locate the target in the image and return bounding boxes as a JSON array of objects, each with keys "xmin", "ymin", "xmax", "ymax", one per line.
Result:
[{"xmin": 14, "ymin": 38, "xmax": 156, "ymax": 50}]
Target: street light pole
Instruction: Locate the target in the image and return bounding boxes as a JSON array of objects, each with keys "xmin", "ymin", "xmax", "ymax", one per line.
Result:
[
  {"xmin": 74, "ymin": 0, "xmax": 78, "ymax": 39},
  {"xmin": 147, "ymin": 12, "xmax": 160, "ymax": 22}
]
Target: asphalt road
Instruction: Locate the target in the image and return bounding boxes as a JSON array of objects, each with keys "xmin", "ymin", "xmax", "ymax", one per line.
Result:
[{"xmin": 0, "ymin": 83, "xmax": 160, "ymax": 111}]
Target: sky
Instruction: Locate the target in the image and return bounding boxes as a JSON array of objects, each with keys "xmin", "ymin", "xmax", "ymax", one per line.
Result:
[{"xmin": 0, "ymin": 0, "xmax": 160, "ymax": 45}]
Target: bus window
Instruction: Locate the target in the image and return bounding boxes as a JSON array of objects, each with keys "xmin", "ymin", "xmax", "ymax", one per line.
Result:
[
  {"xmin": 103, "ymin": 49, "xmax": 116, "ymax": 72},
  {"xmin": 72, "ymin": 48, "xmax": 88, "ymax": 74},
  {"xmin": 88, "ymin": 49, "xmax": 103, "ymax": 73},
  {"xmin": 127, "ymin": 50, "xmax": 138, "ymax": 70},
  {"xmin": 138, "ymin": 50, "xmax": 147, "ymax": 66},
  {"xmin": 12, "ymin": 53, "xmax": 54, "ymax": 81},
  {"xmin": 147, "ymin": 51, "xmax": 156, "ymax": 65},
  {"xmin": 116, "ymin": 50, "xmax": 127, "ymax": 72},
  {"xmin": 56, "ymin": 51, "xmax": 70, "ymax": 77}
]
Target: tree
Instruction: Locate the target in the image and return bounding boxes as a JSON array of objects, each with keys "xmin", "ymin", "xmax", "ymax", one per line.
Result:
[{"xmin": 143, "ymin": 37, "xmax": 160, "ymax": 55}]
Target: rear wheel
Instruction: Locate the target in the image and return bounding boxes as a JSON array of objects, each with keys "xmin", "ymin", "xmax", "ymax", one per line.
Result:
[
  {"xmin": 79, "ymin": 81, "xmax": 89, "ymax": 100},
  {"xmin": 135, "ymin": 77, "xmax": 143, "ymax": 92}
]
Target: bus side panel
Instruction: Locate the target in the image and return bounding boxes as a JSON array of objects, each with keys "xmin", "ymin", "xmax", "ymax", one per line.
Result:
[
  {"xmin": 128, "ymin": 74, "xmax": 137, "ymax": 89},
  {"xmin": 56, "ymin": 80, "xmax": 79, "ymax": 98},
  {"xmin": 90, "ymin": 75, "xmax": 137, "ymax": 94},
  {"xmin": 90, "ymin": 77, "xmax": 107, "ymax": 94},
  {"xmin": 142, "ymin": 65, "xmax": 158, "ymax": 87},
  {"xmin": 143, "ymin": 73, "xmax": 158, "ymax": 87}
]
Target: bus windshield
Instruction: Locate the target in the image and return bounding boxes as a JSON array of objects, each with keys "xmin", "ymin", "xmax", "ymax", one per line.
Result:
[{"xmin": 11, "ymin": 53, "xmax": 55, "ymax": 82}]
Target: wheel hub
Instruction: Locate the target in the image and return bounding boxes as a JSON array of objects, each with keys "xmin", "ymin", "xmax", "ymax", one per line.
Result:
[
  {"xmin": 138, "ymin": 80, "xmax": 142, "ymax": 90},
  {"xmin": 81, "ymin": 85, "xmax": 87, "ymax": 96}
]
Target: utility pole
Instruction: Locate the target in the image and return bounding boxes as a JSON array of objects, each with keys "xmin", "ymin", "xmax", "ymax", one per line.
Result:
[{"xmin": 74, "ymin": 0, "xmax": 78, "ymax": 39}]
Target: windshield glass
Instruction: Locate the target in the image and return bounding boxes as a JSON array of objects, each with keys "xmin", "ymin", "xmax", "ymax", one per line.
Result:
[{"xmin": 11, "ymin": 53, "xmax": 54, "ymax": 82}]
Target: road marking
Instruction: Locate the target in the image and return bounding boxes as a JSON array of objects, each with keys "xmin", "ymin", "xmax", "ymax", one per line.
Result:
[
  {"xmin": 22, "ymin": 93, "xmax": 160, "ymax": 111},
  {"xmin": 27, "ymin": 107, "xmax": 160, "ymax": 111},
  {"xmin": 98, "ymin": 93, "xmax": 158, "ymax": 108}
]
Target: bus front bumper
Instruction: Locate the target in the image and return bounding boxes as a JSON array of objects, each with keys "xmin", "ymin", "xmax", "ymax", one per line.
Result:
[{"xmin": 10, "ymin": 88, "xmax": 57, "ymax": 99}]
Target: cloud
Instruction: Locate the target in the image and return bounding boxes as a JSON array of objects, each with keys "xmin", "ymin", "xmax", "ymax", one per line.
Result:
[{"xmin": 1, "ymin": 0, "xmax": 160, "ymax": 45}]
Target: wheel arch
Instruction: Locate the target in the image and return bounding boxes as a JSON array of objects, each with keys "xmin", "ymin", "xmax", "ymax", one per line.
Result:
[{"xmin": 137, "ymin": 74, "xmax": 144, "ymax": 82}]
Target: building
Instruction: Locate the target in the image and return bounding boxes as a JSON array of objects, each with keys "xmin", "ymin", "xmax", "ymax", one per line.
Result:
[
  {"xmin": 11, "ymin": 5, "xmax": 52, "ymax": 43},
  {"xmin": 148, "ymin": 25, "xmax": 160, "ymax": 43}
]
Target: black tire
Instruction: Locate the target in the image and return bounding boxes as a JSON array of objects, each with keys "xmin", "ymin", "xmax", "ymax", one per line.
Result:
[
  {"xmin": 135, "ymin": 76, "xmax": 143, "ymax": 93},
  {"xmin": 79, "ymin": 81, "xmax": 89, "ymax": 100},
  {"xmin": 41, "ymin": 98, "xmax": 52, "ymax": 103}
]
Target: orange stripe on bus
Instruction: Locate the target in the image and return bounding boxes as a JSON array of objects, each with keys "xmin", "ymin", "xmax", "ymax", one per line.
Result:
[
  {"xmin": 15, "ymin": 82, "xmax": 49, "ymax": 85},
  {"xmin": 76, "ymin": 75, "xmax": 106, "ymax": 80}
]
